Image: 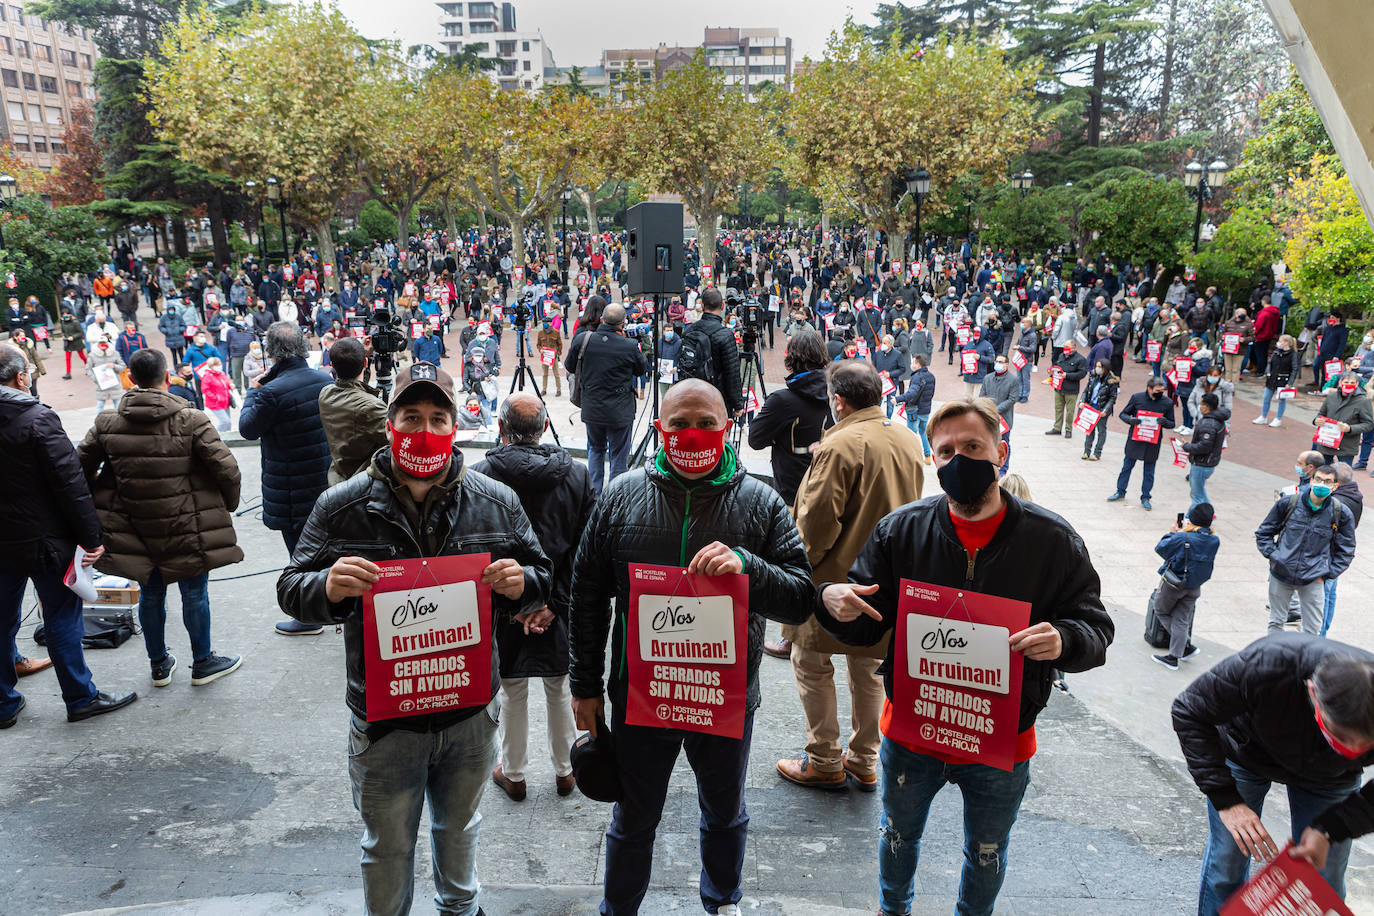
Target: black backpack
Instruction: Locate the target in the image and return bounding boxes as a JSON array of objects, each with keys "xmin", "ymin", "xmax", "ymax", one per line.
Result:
[{"xmin": 676, "ymin": 322, "xmax": 716, "ymax": 383}]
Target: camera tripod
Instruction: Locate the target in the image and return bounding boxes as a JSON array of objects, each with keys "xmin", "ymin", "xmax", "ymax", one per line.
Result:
[
  {"xmin": 731, "ymin": 332, "xmax": 768, "ymax": 453},
  {"xmin": 506, "ymin": 325, "xmax": 563, "ymax": 446}
]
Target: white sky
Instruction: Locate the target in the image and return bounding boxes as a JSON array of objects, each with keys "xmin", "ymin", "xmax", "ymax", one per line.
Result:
[{"xmin": 332, "ymin": 0, "xmax": 858, "ymax": 66}]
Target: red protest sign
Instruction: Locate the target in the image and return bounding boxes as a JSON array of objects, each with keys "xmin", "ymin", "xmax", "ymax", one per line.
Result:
[
  {"xmin": 1219, "ymin": 845, "xmax": 1354, "ymax": 916},
  {"xmin": 1132, "ymin": 410, "xmax": 1163, "ymax": 444},
  {"xmin": 540, "ymin": 347, "xmax": 556, "ymax": 367},
  {"xmin": 1314, "ymin": 421, "xmax": 1343, "ymax": 449},
  {"xmin": 1171, "ymin": 437, "xmax": 1189, "ymax": 468},
  {"xmin": 410, "ymin": 321, "xmax": 423, "ymax": 339},
  {"xmin": 890, "ymin": 579, "xmax": 1031, "ymax": 771},
  {"xmin": 880, "ymin": 372, "xmax": 895, "ymax": 397},
  {"xmin": 1010, "ymin": 349, "xmax": 1027, "ymax": 371},
  {"xmin": 1073, "ymin": 404, "xmax": 1101, "ymax": 434},
  {"xmin": 428, "ymin": 315, "xmax": 441, "ymax": 331},
  {"xmin": 961, "ymin": 350, "xmax": 979, "ymax": 374},
  {"xmin": 323, "ymin": 263, "xmax": 334, "ymax": 278},
  {"xmin": 1050, "ymin": 366, "xmax": 1064, "ymax": 391},
  {"xmin": 361, "ymin": 554, "xmax": 493, "ymax": 722},
  {"xmin": 1221, "ymin": 333, "xmax": 1240, "ymax": 355},
  {"xmin": 1278, "ymin": 387, "xmax": 1297, "ymax": 400},
  {"xmin": 1175, "ymin": 357, "xmax": 1193, "ymax": 384},
  {"xmin": 625, "ymin": 563, "xmax": 749, "ymax": 739},
  {"xmin": 1145, "ymin": 340, "xmax": 1162, "ymax": 362},
  {"xmin": 1324, "ymin": 359, "xmax": 1343, "ymax": 380},
  {"xmin": 957, "ymin": 326, "xmax": 972, "ymax": 346}
]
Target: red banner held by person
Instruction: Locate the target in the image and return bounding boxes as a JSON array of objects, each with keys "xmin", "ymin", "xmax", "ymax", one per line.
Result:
[
  {"xmin": 625, "ymin": 563, "xmax": 749, "ymax": 739},
  {"xmin": 889, "ymin": 579, "xmax": 1031, "ymax": 771},
  {"xmin": 1219, "ymin": 845, "xmax": 1354, "ymax": 916},
  {"xmin": 361, "ymin": 554, "xmax": 493, "ymax": 722}
]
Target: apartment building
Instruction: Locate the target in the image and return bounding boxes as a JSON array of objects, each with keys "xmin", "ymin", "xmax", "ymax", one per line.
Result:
[
  {"xmin": 435, "ymin": 1, "xmax": 555, "ymax": 92},
  {"xmin": 0, "ymin": 5, "xmax": 97, "ymax": 169},
  {"xmin": 565, "ymin": 27, "xmax": 793, "ymax": 101}
]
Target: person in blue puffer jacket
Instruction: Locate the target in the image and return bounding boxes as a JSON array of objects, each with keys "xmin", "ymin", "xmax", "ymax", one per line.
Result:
[{"xmin": 1150, "ymin": 503, "xmax": 1221, "ymax": 670}]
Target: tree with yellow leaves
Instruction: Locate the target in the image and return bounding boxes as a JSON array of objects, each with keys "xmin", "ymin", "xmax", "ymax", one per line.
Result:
[
  {"xmin": 145, "ymin": 2, "xmax": 370, "ymax": 287},
  {"xmin": 789, "ymin": 21, "xmax": 1040, "ymax": 264}
]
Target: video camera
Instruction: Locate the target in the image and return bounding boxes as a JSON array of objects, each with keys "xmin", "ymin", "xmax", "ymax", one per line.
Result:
[
  {"xmin": 365, "ymin": 297, "xmax": 408, "ymax": 392},
  {"xmin": 510, "ymin": 292, "xmax": 534, "ymax": 331},
  {"xmin": 726, "ymin": 287, "xmax": 764, "ymax": 352}
]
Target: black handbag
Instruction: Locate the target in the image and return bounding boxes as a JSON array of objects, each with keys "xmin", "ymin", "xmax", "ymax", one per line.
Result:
[{"xmin": 1161, "ymin": 534, "xmax": 1190, "ymax": 588}]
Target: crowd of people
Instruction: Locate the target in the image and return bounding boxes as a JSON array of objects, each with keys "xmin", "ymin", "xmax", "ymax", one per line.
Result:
[{"xmin": 1, "ymin": 223, "xmax": 1373, "ymax": 916}]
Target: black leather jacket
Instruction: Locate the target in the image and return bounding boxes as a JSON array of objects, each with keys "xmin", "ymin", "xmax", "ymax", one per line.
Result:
[
  {"xmin": 568, "ymin": 448, "xmax": 814, "ymax": 713},
  {"xmin": 277, "ymin": 449, "xmax": 551, "ymax": 726},
  {"xmin": 820, "ymin": 493, "xmax": 1113, "ymax": 734}
]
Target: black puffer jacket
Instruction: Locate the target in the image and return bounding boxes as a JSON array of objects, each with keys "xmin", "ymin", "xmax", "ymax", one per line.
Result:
[
  {"xmin": 565, "ymin": 327, "xmax": 647, "ymax": 427},
  {"xmin": 238, "ymin": 356, "xmax": 333, "ymax": 530},
  {"xmin": 1181, "ymin": 406, "xmax": 1230, "ymax": 468},
  {"xmin": 474, "ymin": 443, "xmax": 596, "ymax": 678},
  {"xmin": 0, "ymin": 386, "xmax": 102, "ymax": 576},
  {"xmin": 276, "ymin": 449, "xmax": 551, "ymax": 725},
  {"xmin": 1172, "ymin": 633, "xmax": 1374, "ymax": 843},
  {"xmin": 820, "ymin": 493, "xmax": 1114, "ymax": 733},
  {"xmin": 568, "ymin": 448, "xmax": 814, "ymax": 712},
  {"xmin": 747, "ymin": 369, "xmax": 831, "ymax": 505}
]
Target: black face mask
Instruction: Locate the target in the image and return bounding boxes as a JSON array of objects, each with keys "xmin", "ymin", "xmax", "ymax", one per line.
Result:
[{"xmin": 937, "ymin": 453, "xmax": 998, "ymax": 506}]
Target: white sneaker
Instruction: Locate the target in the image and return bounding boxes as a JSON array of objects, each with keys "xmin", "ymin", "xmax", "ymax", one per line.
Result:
[
  {"xmin": 1269, "ymin": 418, "xmax": 1283, "ymax": 428},
  {"xmin": 1177, "ymin": 426, "xmax": 1192, "ymax": 436},
  {"xmin": 717, "ymin": 907, "xmax": 741, "ymax": 916},
  {"xmin": 1252, "ymin": 416, "xmax": 1268, "ymax": 425}
]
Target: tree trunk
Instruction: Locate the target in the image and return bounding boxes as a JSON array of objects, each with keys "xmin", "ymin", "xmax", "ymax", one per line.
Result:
[
  {"xmin": 207, "ymin": 188, "xmax": 231, "ymax": 266},
  {"xmin": 314, "ymin": 217, "xmax": 340, "ymax": 291},
  {"xmin": 395, "ymin": 199, "xmax": 411, "ymax": 274},
  {"xmin": 477, "ymin": 208, "xmax": 488, "ymax": 235},
  {"xmin": 508, "ymin": 214, "xmax": 526, "ymax": 294},
  {"xmin": 441, "ymin": 198, "xmax": 458, "ymax": 244},
  {"xmin": 543, "ymin": 209, "xmax": 557, "ymax": 271},
  {"xmin": 172, "ymin": 218, "xmax": 189, "ymax": 257},
  {"xmin": 697, "ymin": 209, "xmax": 720, "ymax": 283},
  {"xmin": 1088, "ymin": 41, "xmax": 1105, "ymax": 147},
  {"xmin": 1156, "ymin": 0, "xmax": 1178, "ymax": 140},
  {"xmin": 582, "ymin": 190, "xmax": 599, "ymax": 236}
]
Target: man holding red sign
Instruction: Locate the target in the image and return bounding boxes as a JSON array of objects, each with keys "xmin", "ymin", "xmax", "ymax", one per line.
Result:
[
  {"xmin": 277, "ymin": 362, "xmax": 552, "ymax": 916},
  {"xmin": 818, "ymin": 397, "xmax": 1112, "ymax": 916},
  {"xmin": 568, "ymin": 379, "xmax": 813, "ymax": 916},
  {"xmin": 1107, "ymin": 376, "xmax": 1176, "ymax": 511},
  {"xmin": 1173, "ymin": 633, "xmax": 1374, "ymax": 915}
]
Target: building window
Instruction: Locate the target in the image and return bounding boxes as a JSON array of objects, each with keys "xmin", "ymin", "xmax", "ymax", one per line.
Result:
[
  {"xmin": 59, "ymin": 48, "xmax": 75, "ymax": 66},
  {"xmin": 79, "ymin": 53, "xmax": 91, "ymax": 69},
  {"xmin": 10, "ymin": 6, "xmax": 22, "ymax": 24},
  {"xmin": 443, "ymin": 23, "xmax": 462, "ymax": 36},
  {"xmin": 11, "ymin": 133, "xmax": 27, "ymax": 151},
  {"xmin": 522, "ymin": 40, "xmax": 529, "ymax": 52},
  {"xmin": 1, "ymin": 68, "xmax": 16, "ymax": 88},
  {"xmin": 0, "ymin": 37, "xmax": 8, "ymax": 54},
  {"xmin": 32, "ymin": 135, "xmax": 46, "ymax": 153},
  {"xmin": 522, "ymin": 60, "xmax": 530, "ymax": 71},
  {"xmin": 469, "ymin": 2, "xmax": 497, "ymax": 18},
  {"xmin": 45, "ymin": 105, "xmax": 60, "ymax": 124},
  {"xmin": 21, "ymin": 72, "xmax": 35, "ymax": 90},
  {"xmin": 439, "ymin": 2, "xmax": 461, "ymax": 14},
  {"xmin": 497, "ymin": 40, "xmax": 515, "ymax": 56},
  {"xmin": 0, "ymin": 7, "xmax": 6, "ymax": 20},
  {"xmin": 50, "ymin": 140, "xmax": 65, "ymax": 154},
  {"xmin": 28, "ymin": 13, "xmax": 41, "ymax": 28},
  {"xmin": 84, "ymin": 83, "xmax": 93, "ymax": 99},
  {"xmin": 14, "ymin": 40, "xmax": 28, "ymax": 58},
  {"xmin": 65, "ymin": 79, "xmax": 79, "ymax": 96},
  {"xmin": 35, "ymin": 44, "xmax": 51, "ymax": 62},
  {"xmin": 28, "ymin": 103, "xmax": 40, "ymax": 120},
  {"xmin": 40, "ymin": 76, "xmax": 57, "ymax": 93},
  {"xmin": 6, "ymin": 100, "xmax": 23, "ymax": 120},
  {"xmin": 469, "ymin": 21, "xmax": 494, "ymax": 33}
]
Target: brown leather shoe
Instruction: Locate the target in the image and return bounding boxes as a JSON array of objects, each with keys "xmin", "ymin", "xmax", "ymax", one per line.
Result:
[
  {"xmin": 842, "ymin": 752, "xmax": 878, "ymax": 792},
  {"xmin": 15, "ymin": 656, "xmax": 52, "ymax": 677},
  {"xmin": 491, "ymin": 765, "xmax": 526, "ymax": 801},
  {"xmin": 776, "ymin": 756, "xmax": 847, "ymax": 790},
  {"xmin": 763, "ymin": 638, "xmax": 792, "ymax": 659},
  {"xmin": 556, "ymin": 773, "xmax": 576, "ymax": 797}
]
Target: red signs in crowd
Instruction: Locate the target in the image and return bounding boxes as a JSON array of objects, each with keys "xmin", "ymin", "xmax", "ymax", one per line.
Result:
[
  {"xmin": 1145, "ymin": 340, "xmax": 1162, "ymax": 362},
  {"xmin": 625, "ymin": 563, "xmax": 749, "ymax": 739},
  {"xmin": 956, "ymin": 326, "xmax": 972, "ymax": 346},
  {"xmin": 1278, "ymin": 387, "xmax": 1298, "ymax": 400},
  {"xmin": 410, "ymin": 321, "xmax": 423, "ymax": 339},
  {"xmin": 1221, "ymin": 332, "xmax": 1241, "ymax": 355},
  {"xmin": 1049, "ymin": 366, "xmax": 1064, "ymax": 391},
  {"xmin": 540, "ymin": 347, "xmax": 556, "ymax": 367},
  {"xmin": 1010, "ymin": 349, "xmax": 1027, "ymax": 371},
  {"xmin": 1175, "ymin": 357, "xmax": 1193, "ymax": 384},
  {"xmin": 361, "ymin": 554, "xmax": 493, "ymax": 722},
  {"xmin": 323, "ymin": 263, "xmax": 334, "ymax": 278},
  {"xmin": 1073, "ymin": 404, "xmax": 1102, "ymax": 434},
  {"xmin": 1324, "ymin": 358, "xmax": 1344, "ymax": 381},
  {"xmin": 880, "ymin": 371, "xmax": 895, "ymax": 397},
  {"xmin": 746, "ymin": 387, "xmax": 761, "ymax": 413},
  {"xmin": 1132, "ymin": 410, "xmax": 1163, "ymax": 444},
  {"xmin": 889, "ymin": 579, "xmax": 1031, "ymax": 771},
  {"xmin": 961, "ymin": 350, "xmax": 979, "ymax": 374},
  {"xmin": 1171, "ymin": 437, "xmax": 1189, "ymax": 468},
  {"xmin": 1219, "ymin": 846, "xmax": 1353, "ymax": 916},
  {"xmin": 1315, "ymin": 421, "xmax": 1344, "ymax": 449}
]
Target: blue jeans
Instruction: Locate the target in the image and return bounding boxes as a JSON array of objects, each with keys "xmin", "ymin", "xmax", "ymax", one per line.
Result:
[
  {"xmin": 906, "ymin": 414, "xmax": 930, "ymax": 457},
  {"xmin": 585, "ymin": 422, "xmax": 632, "ymax": 496},
  {"xmin": 1357, "ymin": 430, "xmax": 1373, "ymax": 467},
  {"xmin": 138, "ymin": 570, "xmax": 212, "ymax": 664},
  {"xmin": 1320, "ymin": 576, "xmax": 1339, "ymax": 636},
  {"xmin": 878, "ymin": 737, "xmax": 1031, "ymax": 916},
  {"xmin": 1115, "ymin": 456, "xmax": 1157, "ymax": 499},
  {"xmin": 348, "ymin": 705, "xmax": 498, "ymax": 916},
  {"xmin": 0, "ymin": 571, "xmax": 99, "ymax": 716},
  {"xmin": 1017, "ymin": 364, "xmax": 1030, "ymax": 399},
  {"xmin": 1187, "ymin": 464, "xmax": 1215, "ymax": 510},
  {"xmin": 1198, "ymin": 761, "xmax": 1356, "ymax": 916},
  {"xmin": 603, "ymin": 706, "xmax": 753, "ymax": 915},
  {"xmin": 1259, "ymin": 387, "xmax": 1288, "ymax": 420}
]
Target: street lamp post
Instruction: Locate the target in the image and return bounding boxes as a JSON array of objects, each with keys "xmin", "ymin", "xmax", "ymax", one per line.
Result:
[
  {"xmin": 266, "ymin": 177, "xmax": 290, "ymax": 262},
  {"xmin": 905, "ymin": 165, "xmax": 931, "ymax": 265},
  {"xmin": 1013, "ymin": 170, "xmax": 1035, "ymax": 198},
  {"xmin": 244, "ymin": 180, "xmax": 267, "ymax": 263},
  {"xmin": 0, "ymin": 174, "xmax": 17, "ymax": 248},
  {"xmin": 561, "ymin": 187, "xmax": 572, "ymax": 280},
  {"xmin": 1183, "ymin": 155, "xmax": 1229, "ymax": 252}
]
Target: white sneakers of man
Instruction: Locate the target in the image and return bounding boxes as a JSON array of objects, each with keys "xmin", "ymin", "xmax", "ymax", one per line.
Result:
[
  {"xmin": 717, "ymin": 906, "xmax": 741, "ymax": 916},
  {"xmin": 1177, "ymin": 426, "xmax": 1193, "ymax": 436},
  {"xmin": 1270, "ymin": 418, "xmax": 1282, "ymax": 428},
  {"xmin": 1251, "ymin": 416, "xmax": 1282, "ymax": 428},
  {"xmin": 1252, "ymin": 416, "xmax": 1267, "ymax": 425}
]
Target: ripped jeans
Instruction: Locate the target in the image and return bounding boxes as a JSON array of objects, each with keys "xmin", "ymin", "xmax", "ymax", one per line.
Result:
[{"xmin": 877, "ymin": 737, "xmax": 1031, "ymax": 916}]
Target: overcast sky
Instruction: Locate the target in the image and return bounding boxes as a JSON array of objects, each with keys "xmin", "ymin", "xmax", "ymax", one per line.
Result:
[{"xmin": 333, "ymin": 0, "xmax": 861, "ymax": 66}]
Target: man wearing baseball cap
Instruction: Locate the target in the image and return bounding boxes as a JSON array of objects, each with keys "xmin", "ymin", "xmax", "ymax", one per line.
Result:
[{"xmin": 277, "ymin": 361, "xmax": 553, "ymax": 916}]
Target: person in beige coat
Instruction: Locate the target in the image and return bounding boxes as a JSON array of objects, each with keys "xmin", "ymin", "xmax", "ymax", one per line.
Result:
[{"xmin": 777, "ymin": 360, "xmax": 925, "ymax": 791}]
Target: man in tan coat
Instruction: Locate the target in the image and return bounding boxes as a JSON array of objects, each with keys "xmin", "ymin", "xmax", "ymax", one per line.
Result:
[
  {"xmin": 777, "ymin": 360, "xmax": 924, "ymax": 790},
  {"xmin": 77, "ymin": 347, "xmax": 244, "ymax": 689}
]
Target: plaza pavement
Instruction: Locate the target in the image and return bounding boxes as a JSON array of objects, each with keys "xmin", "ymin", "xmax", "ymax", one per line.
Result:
[{"xmin": 6, "ymin": 285, "xmax": 1374, "ymax": 915}]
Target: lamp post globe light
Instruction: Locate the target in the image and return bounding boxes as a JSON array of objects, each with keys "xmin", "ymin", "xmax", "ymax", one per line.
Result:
[
  {"xmin": 1183, "ymin": 154, "xmax": 1228, "ymax": 252},
  {"xmin": 266, "ymin": 177, "xmax": 290, "ymax": 261},
  {"xmin": 906, "ymin": 164, "xmax": 931, "ymax": 264},
  {"xmin": 0, "ymin": 173, "xmax": 17, "ymax": 249},
  {"xmin": 1013, "ymin": 170, "xmax": 1034, "ymax": 198}
]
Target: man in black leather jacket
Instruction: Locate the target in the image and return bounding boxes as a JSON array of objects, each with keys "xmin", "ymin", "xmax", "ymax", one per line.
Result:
[
  {"xmin": 1173, "ymin": 632, "xmax": 1374, "ymax": 915},
  {"xmin": 277, "ymin": 361, "xmax": 551, "ymax": 916},
  {"xmin": 568, "ymin": 379, "xmax": 813, "ymax": 916},
  {"xmin": 818, "ymin": 397, "xmax": 1112, "ymax": 916}
]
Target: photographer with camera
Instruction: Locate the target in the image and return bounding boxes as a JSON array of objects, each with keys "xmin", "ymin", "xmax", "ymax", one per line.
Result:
[{"xmin": 677, "ymin": 288, "xmax": 744, "ymax": 417}]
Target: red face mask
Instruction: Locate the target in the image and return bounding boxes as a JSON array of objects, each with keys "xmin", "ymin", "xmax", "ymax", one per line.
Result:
[
  {"xmin": 1340, "ymin": 384, "xmax": 1358, "ymax": 395},
  {"xmin": 388, "ymin": 421, "xmax": 453, "ymax": 478},
  {"xmin": 1314, "ymin": 701, "xmax": 1367, "ymax": 759},
  {"xmin": 655, "ymin": 421, "xmax": 729, "ymax": 475}
]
